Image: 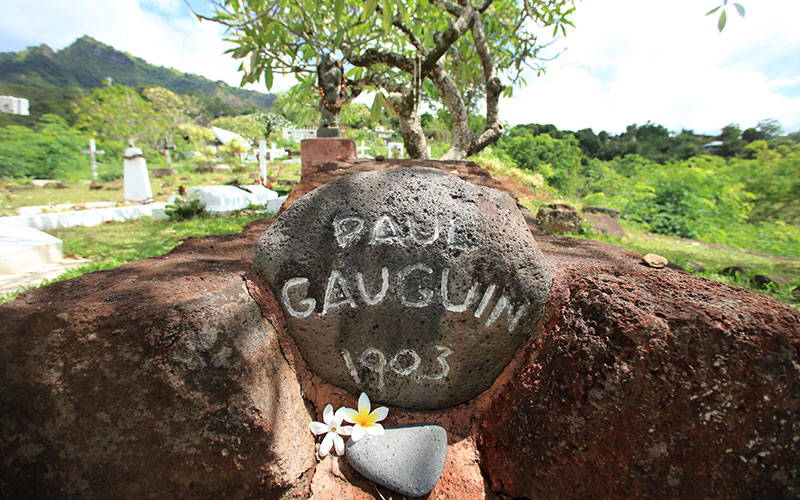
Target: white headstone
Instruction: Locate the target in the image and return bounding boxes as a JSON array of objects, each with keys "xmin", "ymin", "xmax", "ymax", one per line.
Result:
[
  {"xmin": 387, "ymin": 142, "xmax": 404, "ymax": 159},
  {"xmin": 259, "ymin": 139, "xmax": 267, "ymax": 185},
  {"xmin": 123, "ymin": 147, "xmax": 153, "ymax": 204}
]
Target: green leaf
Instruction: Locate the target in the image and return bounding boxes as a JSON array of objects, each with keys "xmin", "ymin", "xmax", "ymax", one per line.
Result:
[
  {"xmin": 371, "ymin": 92, "xmax": 384, "ymax": 123},
  {"xmin": 705, "ymin": 6, "xmax": 721, "ymax": 16},
  {"xmin": 362, "ymin": 0, "xmax": 378, "ymax": 21},
  {"xmin": 733, "ymin": 3, "xmax": 745, "ymax": 17},
  {"xmin": 335, "ymin": 0, "xmax": 344, "ymax": 24},
  {"xmin": 383, "ymin": 0, "xmax": 393, "ymax": 36},
  {"xmin": 424, "ymin": 27, "xmax": 434, "ymax": 48},
  {"xmin": 264, "ymin": 66, "xmax": 274, "ymax": 90},
  {"xmin": 718, "ymin": 10, "xmax": 727, "ymax": 32}
]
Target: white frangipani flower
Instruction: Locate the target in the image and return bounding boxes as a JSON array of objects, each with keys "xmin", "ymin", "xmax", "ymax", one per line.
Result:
[
  {"xmin": 309, "ymin": 404, "xmax": 352, "ymax": 457},
  {"xmin": 341, "ymin": 392, "xmax": 389, "ymax": 443}
]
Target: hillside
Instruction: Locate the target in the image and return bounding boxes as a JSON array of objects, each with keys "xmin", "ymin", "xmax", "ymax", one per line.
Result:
[{"xmin": 0, "ymin": 36, "xmax": 275, "ymax": 119}]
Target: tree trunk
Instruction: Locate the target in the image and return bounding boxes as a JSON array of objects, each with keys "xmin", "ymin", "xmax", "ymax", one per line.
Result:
[{"xmin": 397, "ymin": 109, "xmax": 429, "ymax": 159}]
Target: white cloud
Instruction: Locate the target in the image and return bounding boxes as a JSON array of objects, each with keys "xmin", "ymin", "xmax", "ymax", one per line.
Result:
[
  {"xmin": 504, "ymin": 0, "xmax": 800, "ymax": 135},
  {"xmin": 2, "ymin": 0, "xmax": 799, "ymax": 133}
]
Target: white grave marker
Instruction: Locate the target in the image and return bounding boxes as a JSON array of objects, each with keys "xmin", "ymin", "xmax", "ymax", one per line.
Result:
[
  {"xmin": 266, "ymin": 142, "xmax": 286, "ymax": 160},
  {"xmin": 182, "ymin": 185, "xmax": 283, "ymax": 214},
  {"xmin": 357, "ymin": 140, "xmax": 371, "ymax": 159},
  {"xmin": 259, "ymin": 139, "xmax": 268, "ymax": 185},
  {"xmin": 81, "ymin": 139, "xmax": 105, "ymax": 181},
  {"xmin": 123, "ymin": 147, "xmax": 153, "ymax": 204}
]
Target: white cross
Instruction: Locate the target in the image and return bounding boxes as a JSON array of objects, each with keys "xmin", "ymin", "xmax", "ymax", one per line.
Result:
[
  {"xmin": 357, "ymin": 140, "xmax": 370, "ymax": 157},
  {"xmin": 258, "ymin": 140, "xmax": 267, "ymax": 185},
  {"xmin": 266, "ymin": 142, "xmax": 286, "ymax": 161},
  {"xmin": 81, "ymin": 139, "xmax": 105, "ymax": 180}
]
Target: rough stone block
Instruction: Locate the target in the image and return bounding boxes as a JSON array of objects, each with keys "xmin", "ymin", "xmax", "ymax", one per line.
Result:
[{"xmin": 254, "ymin": 167, "xmax": 552, "ymax": 408}]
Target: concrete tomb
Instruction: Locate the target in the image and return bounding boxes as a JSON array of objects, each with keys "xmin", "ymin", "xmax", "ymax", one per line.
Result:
[
  {"xmin": 254, "ymin": 167, "xmax": 552, "ymax": 408},
  {"xmin": 181, "ymin": 185, "xmax": 284, "ymax": 214}
]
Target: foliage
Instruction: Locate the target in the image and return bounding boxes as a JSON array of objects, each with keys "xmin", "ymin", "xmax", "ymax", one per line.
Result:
[
  {"xmin": 0, "ymin": 83, "xmax": 81, "ymax": 127},
  {"xmin": 497, "ymin": 132, "xmax": 582, "ymax": 191},
  {"xmin": 205, "ymin": 0, "xmax": 577, "ymax": 159},
  {"xmin": 210, "ymin": 114, "xmax": 265, "ymax": 144},
  {"xmin": 74, "ymin": 85, "xmax": 167, "ymax": 151},
  {"xmin": 470, "ymin": 147, "xmax": 545, "ymax": 191},
  {"xmin": 706, "ymin": 1, "xmax": 746, "ymax": 32},
  {"xmin": 165, "ymin": 197, "xmax": 207, "ymax": 220},
  {"xmin": 0, "ymin": 114, "xmax": 92, "ymax": 180}
]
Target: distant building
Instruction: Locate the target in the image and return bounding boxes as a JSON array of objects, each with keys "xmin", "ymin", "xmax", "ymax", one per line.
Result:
[{"xmin": 0, "ymin": 96, "xmax": 30, "ymax": 116}]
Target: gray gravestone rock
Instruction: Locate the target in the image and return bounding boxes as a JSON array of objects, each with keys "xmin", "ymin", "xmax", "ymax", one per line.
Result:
[
  {"xmin": 254, "ymin": 167, "xmax": 552, "ymax": 408},
  {"xmin": 345, "ymin": 425, "xmax": 448, "ymax": 498},
  {"xmin": 536, "ymin": 203, "xmax": 582, "ymax": 235}
]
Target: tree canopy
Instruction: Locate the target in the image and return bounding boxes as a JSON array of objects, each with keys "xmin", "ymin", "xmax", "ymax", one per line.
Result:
[{"xmin": 202, "ymin": 0, "xmax": 576, "ymax": 159}]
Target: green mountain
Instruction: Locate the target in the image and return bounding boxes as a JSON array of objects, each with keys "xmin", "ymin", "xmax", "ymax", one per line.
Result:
[{"xmin": 0, "ymin": 36, "xmax": 275, "ymax": 121}]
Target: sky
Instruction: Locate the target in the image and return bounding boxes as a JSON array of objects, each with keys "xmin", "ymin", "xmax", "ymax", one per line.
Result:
[{"xmin": 1, "ymin": 0, "xmax": 799, "ymax": 136}]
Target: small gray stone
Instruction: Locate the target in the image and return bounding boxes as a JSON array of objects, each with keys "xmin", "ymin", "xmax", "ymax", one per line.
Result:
[
  {"xmin": 346, "ymin": 425, "xmax": 447, "ymax": 498},
  {"xmin": 254, "ymin": 168, "xmax": 552, "ymax": 409}
]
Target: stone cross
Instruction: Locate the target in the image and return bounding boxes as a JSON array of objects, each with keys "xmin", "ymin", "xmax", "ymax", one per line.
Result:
[
  {"xmin": 258, "ymin": 139, "xmax": 267, "ymax": 185},
  {"xmin": 159, "ymin": 138, "xmax": 176, "ymax": 166},
  {"xmin": 267, "ymin": 143, "xmax": 286, "ymax": 161},
  {"xmin": 357, "ymin": 140, "xmax": 370, "ymax": 157},
  {"xmin": 81, "ymin": 139, "xmax": 105, "ymax": 180}
]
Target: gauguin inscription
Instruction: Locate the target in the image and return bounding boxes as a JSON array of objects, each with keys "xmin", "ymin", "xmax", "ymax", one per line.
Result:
[{"xmin": 279, "ymin": 214, "xmax": 532, "ymax": 386}]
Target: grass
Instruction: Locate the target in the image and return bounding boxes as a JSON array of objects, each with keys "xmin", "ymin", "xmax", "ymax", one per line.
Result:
[
  {"xmin": 579, "ymin": 222, "xmax": 800, "ymax": 307},
  {"xmin": 0, "ymin": 211, "xmax": 266, "ymax": 305},
  {"xmin": 0, "ymin": 160, "xmax": 301, "ymax": 216}
]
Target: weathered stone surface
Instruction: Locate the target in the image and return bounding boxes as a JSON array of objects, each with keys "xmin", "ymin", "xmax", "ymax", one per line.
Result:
[
  {"xmin": 0, "ymin": 223, "xmax": 316, "ymax": 499},
  {"xmin": 582, "ymin": 205, "xmax": 621, "ymax": 220},
  {"xmin": 537, "ymin": 203, "xmax": 582, "ymax": 234},
  {"xmin": 300, "ymin": 138, "xmax": 356, "ymax": 177},
  {"xmin": 346, "ymin": 425, "xmax": 448, "ymax": 498},
  {"xmin": 477, "ymin": 235, "xmax": 800, "ymax": 499},
  {"xmin": 584, "ymin": 211, "xmax": 625, "ymax": 237},
  {"xmin": 643, "ymin": 252, "xmax": 668, "ymax": 268},
  {"xmin": 253, "ymin": 167, "xmax": 552, "ymax": 409}
]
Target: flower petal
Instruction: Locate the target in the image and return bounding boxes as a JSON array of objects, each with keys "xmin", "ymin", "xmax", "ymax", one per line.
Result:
[
  {"xmin": 322, "ymin": 404, "xmax": 335, "ymax": 425},
  {"xmin": 338, "ymin": 425, "xmax": 353, "ymax": 436},
  {"xmin": 333, "ymin": 433, "xmax": 345, "ymax": 456},
  {"xmin": 358, "ymin": 393, "xmax": 371, "ymax": 415},
  {"xmin": 365, "ymin": 422, "xmax": 384, "ymax": 437},
  {"xmin": 369, "ymin": 405, "xmax": 389, "ymax": 423},
  {"xmin": 351, "ymin": 423, "xmax": 366, "ymax": 443},
  {"xmin": 331, "ymin": 408, "xmax": 346, "ymax": 427},
  {"xmin": 309, "ymin": 421, "xmax": 329, "ymax": 435},
  {"xmin": 340, "ymin": 408, "xmax": 360, "ymax": 424},
  {"xmin": 319, "ymin": 432, "xmax": 334, "ymax": 457}
]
